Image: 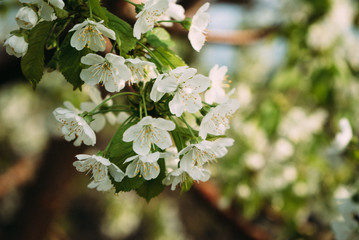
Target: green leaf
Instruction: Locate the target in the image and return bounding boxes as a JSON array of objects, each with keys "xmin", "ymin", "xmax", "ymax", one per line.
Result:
[
  {"xmin": 146, "ymin": 27, "xmax": 174, "ymax": 48},
  {"xmin": 152, "ymin": 46, "xmax": 186, "ymax": 71},
  {"xmin": 136, "ymin": 158, "xmax": 166, "ymax": 202},
  {"xmin": 88, "ymin": 0, "xmax": 108, "ymax": 23},
  {"xmin": 58, "ymin": 32, "xmax": 92, "ymax": 90},
  {"xmin": 108, "ymin": 119, "xmax": 146, "ymax": 192},
  {"xmin": 21, "ymin": 21, "xmax": 54, "ymax": 88},
  {"xmin": 53, "ymin": 6, "xmax": 69, "ymax": 19},
  {"xmin": 104, "ymin": 9, "xmax": 136, "ymax": 54}
]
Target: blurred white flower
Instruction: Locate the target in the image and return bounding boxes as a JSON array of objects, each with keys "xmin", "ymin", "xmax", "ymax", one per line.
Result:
[
  {"xmin": 244, "ymin": 152, "xmax": 265, "ymax": 171},
  {"xmin": 331, "ymin": 191, "xmax": 359, "ymax": 240},
  {"xmin": 4, "ymin": 35, "xmax": 28, "ymax": 58},
  {"xmin": 188, "ymin": 2, "xmax": 210, "ymax": 52},
  {"xmin": 69, "ymin": 19, "xmax": 115, "ymax": 51},
  {"xmin": 123, "ymin": 116, "xmax": 175, "ymax": 155},
  {"xmin": 53, "ymin": 101, "xmax": 96, "ymax": 146},
  {"xmin": 278, "ymin": 107, "xmax": 327, "ymax": 143},
  {"xmin": 15, "ymin": 7, "xmax": 38, "ymax": 29},
  {"xmin": 327, "ymin": 118, "xmax": 352, "ymax": 155},
  {"xmin": 80, "ymin": 53, "xmax": 131, "ymax": 92},
  {"xmin": 133, "ymin": 0, "xmax": 169, "ymax": 39},
  {"xmin": 88, "ymin": 176, "xmax": 114, "ymax": 192}
]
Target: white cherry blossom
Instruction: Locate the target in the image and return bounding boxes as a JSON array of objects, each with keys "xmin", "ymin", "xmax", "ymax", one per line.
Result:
[
  {"xmin": 205, "ymin": 64, "xmax": 229, "ymax": 104},
  {"xmin": 211, "ymin": 138, "xmax": 235, "ymax": 158},
  {"xmin": 123, "ymin": 116, "xmax": 175, "ymax": 155},
  {"xmin": 125, "ymin": 58, "xmax": 157, "ymax": 83},
  {"xmin": 15, "ymin": 7, "xmax": 38, "ymax": 29},
  {"xmin": 178, "ymin": 140, "xmax": 218, "ymax": 169},
  {"xmin": 158, "ymin": 0, "xmax": 185, "ymax": 27},
  {"xmin": 163, "ymin": 165, "xmax": 210, "ymax": 191},
  {"xmin": 19, "ymin": 0, "xmax": 64, "ymax": 21},
  {"xmin": 87, "ymin": 176, "xmax": 113, "ymax": 192},
  {"xmin": 74, "ymin": 154, "xmax": 125, "ymax": 184},
  {"xmin": 53, "ymin": 101, "xmax": 96, "ymax": 146},
  {"xmin": 69, "ymin": 19, "xmax": 115, "ymax": 51},
  {"xmin": 80, "ymin": 53, "xmax": 131, "ymax": 92},
  {"xmin": 4, "ymin": 35, "xmax": 28, "ymax": 58},
  {"xmin": 199, "ymin": 99, "xmax": 240, "ymax": 140},
  {"xmin": 124, "ymin": 152, "xmax": 162, "ymax": 180},
  {"xmin": 188, "ymin": 2, "xmax": 210, "ymax": 52},
  {"xmin": 150, "ymin": 66, "xmax": 210, "ymax": 117},
  {"xmin": 133, "ymin": 0, "xmax": 169, "ymax": 39}
]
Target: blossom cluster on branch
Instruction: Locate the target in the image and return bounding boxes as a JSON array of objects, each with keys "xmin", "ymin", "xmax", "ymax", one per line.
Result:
[{"xmin": 5, "ymin": 0, "xmax": 239, "ymax": 200}]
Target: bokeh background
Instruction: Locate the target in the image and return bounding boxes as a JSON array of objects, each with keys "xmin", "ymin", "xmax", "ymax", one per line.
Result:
[{"xmin": 1, "ymin": 0, "xmax": 359, "ymax": 239}]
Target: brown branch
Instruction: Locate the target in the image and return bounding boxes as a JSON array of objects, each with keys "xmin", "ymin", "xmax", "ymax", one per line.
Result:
[
  {"xmin": 0, "ymin": 157, "xmax": 39, "ymax": 198},
  {"xmin": 192, "ymin": 181, "xmax": 271, "ymax": 240}
]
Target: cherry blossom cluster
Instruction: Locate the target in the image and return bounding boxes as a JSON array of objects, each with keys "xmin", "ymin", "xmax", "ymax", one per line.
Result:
[{"xmin": 4, "ymin": 0, "xmax": 239, "ymax": 196}]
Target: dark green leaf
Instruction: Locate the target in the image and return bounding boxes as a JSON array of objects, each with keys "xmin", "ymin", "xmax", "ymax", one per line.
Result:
[
  {"xmin": 104, "ymin": 9, "xmax": 136, "ymax": 54},
  {"xmin": 136, "ymin": 158, "xmax": 166, "ymax": 202},
  {"xmin": 58, "ymin": 32, "xmax": 92, "ymax": 90},
  {"xmin": 146, "ymin": 27, "xmax": 174, "ymax": 48},
  {"xmin": 88, "ymin": 0, "xmax": 108, "ymax": 23},
  {"xmin": 152, "ymin": 46, "xmax": 186, "ymax": 71},
  {"xmin": 21, "ymin": 21, "xmax": 54, "ymax": 88}
]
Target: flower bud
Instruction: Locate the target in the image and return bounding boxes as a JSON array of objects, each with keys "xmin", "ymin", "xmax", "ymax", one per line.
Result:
[
  {"xmin": 4, "ymin": 35, "xmax": 28, "ymax": 58},
  {"xmin": 15, "ymin": 7, "xmax": 38, "ymax": 30}
]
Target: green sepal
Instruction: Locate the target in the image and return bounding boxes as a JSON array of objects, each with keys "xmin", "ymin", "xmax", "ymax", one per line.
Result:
[
  {"xmin": 180, "ymin": 177, "xmax": 193, "ymax": 193},
  {"xmin": 21, "ymin": 21, "xmax": 54, "ymax": 89},
  {"xmin": 181, "ymin": 17, "xmax": 192, "ymax": 31},
  {"xmin": 58, "ymin": 32, "xmax": 92, "ymax": 90}
]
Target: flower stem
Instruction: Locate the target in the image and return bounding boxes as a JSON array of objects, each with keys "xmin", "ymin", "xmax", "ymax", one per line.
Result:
[
  {"xmin": 137, "ymin": 41, "xmax": 162, "ymax": 68},
  {"xmin": 156, "ymin": 20, "xmax": 183, "ymax": 24},
  {"xmin": 89, "ymin": 2, "xmax": 93, "ymax": 19},
  {"xmin": 124, "ymin": 0, "xmax": 138, "ymax": 6},
  {"xmin": 179, "ymin": 116, "xmax": 195, "ymax": 138},
  {"xmin": 92, "ymin": 109, "xmax": 134, "ymax": 115},
  {"xmin": 89, "ymin": 92, "xmax": 141, "ymax": 115}
]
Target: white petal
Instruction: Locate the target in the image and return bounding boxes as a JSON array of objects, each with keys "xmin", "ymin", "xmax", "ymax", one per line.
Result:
[
  {"xmin": 169, "ymin": 92, "xmax": 185, "ymax": 117},
  {"xmin": 81, "ymin": 53, "xmax": 104, "ymax": 65},
  {"xmin": 108, "ymin": 163, "xmax": 125, "ymax": 182}
]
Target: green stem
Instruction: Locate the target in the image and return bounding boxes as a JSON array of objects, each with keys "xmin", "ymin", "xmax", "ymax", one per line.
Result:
[
  {"xmin": 89, "ymin": 2, "xmax": 93, "ymax": 19},
  {"xmin": 89, "ymin": 92, "xmax": 141, "ymax": 115},
  {"xmin": 139, "ymin": 101, "xmax": 143, "ymax": 119},
  {"xmin": 124, "ymin": 0, "xmax": 138, "ymax": 6},
  {"xmin": 141, "ymin": 87, "xmax": 148, "ymax": 116},
  {"xmin": 110, "ymin": 41, "xmax": 117, "ymax": 53},
  {"xmin": 179, "ymin": 116, "xmax": 195, "ymax": 138},
  {"xmin": 137, "ymin": 41, "xmax": 162, "ymax": 67},
  {"xmin": 156, "ymin": 20, "xmax": 183, "ymax": 24},
  {"xmin": 202, "ymin": 101, "xmax": 216, "ymax": 108},
  {"xmin": 92, "ymin": 109, "xmax": 134, "ymax": 115}
]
